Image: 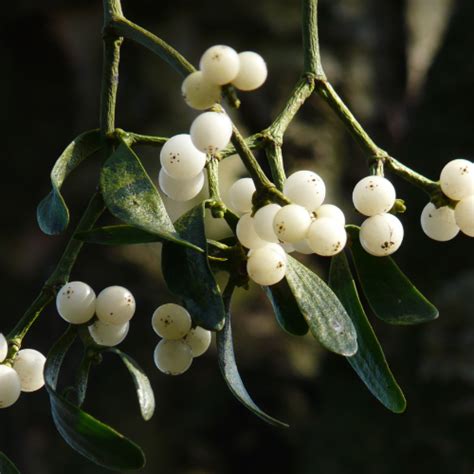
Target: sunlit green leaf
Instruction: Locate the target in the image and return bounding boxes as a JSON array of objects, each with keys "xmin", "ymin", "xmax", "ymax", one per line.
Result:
[
  {"xmin": 107, "ymin": 349, "xmax": 155, "ymax": 421},
  {"xmin": 347, "ymin": 225, "xmax": 438, "ymax": 325},
  {"xmin": 284, "ymin": 255, "xmax": 357, "ymax": 356},
  {"xmin": 329, "ymin": 252, "xmax": 406, "ymax": 413},
  {"xmin": 162, "ymin": 202, "xmax": 225, "ymax": 331},
  {"xmin": 45, "ymin": 327, "xmax": 145, "ymax": 470},
  {"xmin": 37, "ymin": 130, "xmax": 102, "ymax": 235},
  {"xmin": 0, "ymin": 452, "xmax": 20, "ymax": 474}
]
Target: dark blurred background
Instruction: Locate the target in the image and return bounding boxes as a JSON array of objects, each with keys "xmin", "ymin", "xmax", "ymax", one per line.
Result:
[{"xmin": 1, "ymin": 0, "xmax": 474, "ymax": 473}]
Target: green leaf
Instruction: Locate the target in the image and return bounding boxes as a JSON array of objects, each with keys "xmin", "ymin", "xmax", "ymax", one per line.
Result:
[
  {"xmin": 0, "ymin": 452, "xmax": 20, "ymax": 474},
  {"xmin": 329, "ymin": 252, "xmax": 406, "ymax": 413},
  {"xmin": 347, "ymin": 225, "xmax": 438, "ymax": 325},
  {"xmin": 76, "ymin": 225, "xmax": 166, "ymax": 245},
  {"xmin": 162, "ymin": 202, "xmax": 225, "ymax": 331},
  {"xmin": 263, "ymin": 279, "xmax": 309, "ymax": 336},
  {"xmin": 107, "ymin": 349, "xmax": 155, "ymax": 421},
  {"xmin": 37, "ymin": 130, "xmax": 102, "ymax": 235},
  {"xmin": 284, "ymin": 255, "xmax": 358, "ymax": 356},
  {"xmin": 45, "ymin": 327, "xmax": 145, "ymax": 471},
  {"xmin": 216, "ymin": 286, "xmax": 288, "ymax": 428},
  {"xmin": 100, "ymin": 141, "xmax": 200, "ymax": 251}
]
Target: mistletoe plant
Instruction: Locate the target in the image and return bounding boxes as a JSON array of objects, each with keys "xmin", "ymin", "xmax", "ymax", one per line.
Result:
[{"xmin": 1, "ymin": 0, "xmax": 473, "ymax": 471}]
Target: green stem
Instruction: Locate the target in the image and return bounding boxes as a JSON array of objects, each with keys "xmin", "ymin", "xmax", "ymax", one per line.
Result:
[
  {"xmin": 114, "ymin": 129, "xmax": 168, "ymax": 147},
  {"xmin": 265, "ymin": 142, "xmax": 286, "ymax": 191},
  {"xmin": 206, "ymin": 157, "xmax": 227, "ymax": 218},
  {"xmin": 302, "ymin": 0, "xmax": 325, "ymax": 77}
]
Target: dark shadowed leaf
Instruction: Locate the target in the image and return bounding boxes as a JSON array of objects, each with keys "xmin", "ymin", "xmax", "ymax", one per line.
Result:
[
  {"xmin": 100, "ymin": 141, "xmax": 199, "ymax": 250},
  {"xmin": 37, "ymin": 130, "xmax": 102, "ymax": 235},
  {"xmin": 263, "ymin": 279, "xmax": 309, "ymax": 336},
  {"xmin": 162, "ymin": 202, "xmax": 225, "ymax": 331},
  {"xmin": 107, "ymin": 349, "xmax": 155, "ymax": 421},
  {"xmin": 329, "ymin": 252, "xmax": 406, "ymax": 413},
  {"xmin": 45, "ymin": 327, "xmax": 145, "ymax": 470},
  {"xmin": 76, "ymin": 225, "xmax": 168, "ymax": 246},
  {"xmin": 0, "ymin": 452, "xmax": 20, "ymax": 474},
  {"xmin": 347, "ymin": 225, "xmax": 438, "ymax": 325},
  {"xmin": 284, "ymin": 255, "xmax": 358, "ymax": 356},
  {"xmin": 216, "ymin": 285, "xmax": 288, "ymax": 428}
]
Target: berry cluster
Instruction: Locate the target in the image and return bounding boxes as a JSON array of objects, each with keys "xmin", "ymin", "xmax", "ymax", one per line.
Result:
[
  {"xmin": 0, "ymin": 333, "xmax": 46, "ymax": 408},
  {"xmin": 182, "ymin": 45, "xmax": 267, "ymax": 110},
  {"xmin": 56, "ymin": 282, "xmax": 135, "ymax": 347},
  {"xmin": 421, "ymin": 159, "xmax": 474, "ymax": 241},
  {"xmin": 151, "ymin": 303, "xmax": 211, "ymax": 375}
]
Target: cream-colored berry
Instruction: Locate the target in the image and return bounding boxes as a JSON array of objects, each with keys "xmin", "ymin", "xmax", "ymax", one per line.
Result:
[
  {"xmin": 152, "ymin": 303, "xmax": 192, "ymax": 340},
  {"xmin": 247, "ymin": 243, "xmax": 287, "ymax": 286},
  {"xmin": 307, "ymin": 218, "xmax": 347, "ymax": 256},
  {"xmin": 454, "ymin": 195, "xmax": 474, "ymax": 237},
  {"xmin": 12, "ymin": 349, "xmax": 46, "ymax": 392},
  {"xmin": 228, "ymin": 178, "xmax": 255, "ymax": 214},
  {"xmin": 200, "ymin": 45, "xmax": 240, "ymax": 85},
  {"xmin": 236, "ymin": 213, "xmax": 268, "ymax": 249},
  {"xmin": 283, "ymin": 170, "xmax": 326, "ymax": 212},
  {"xmin": 88, "ymin": 320, "xmax": 129, "ymax": 347},
  {"xmin": 440, "ymin": 159, "xmax": 474, "ymax": 201},
  {"xmin": 254, "ymin": 203, "xmax": 281, "ymax": 243},
  {"xmin": 273, "ymin": 204, "xmax": 312, "ymax": 243},
  {"xmin": 232, "ymin": 51, "xmax": 268, "ymax": 91},
  {"xmin": 352, "ymin": 176, "xmax": 396, "ymax": 216},
  {"xmin": 96, "ymin": 286, "xmax": 136, "ymax": 326},
  {"xmin": 0, "ymin": 333, "xmax": 7, "ymax": 363},
  {"xmin": 153, "ymin": 339, "xmax": 193, "ymax": 375},
  {"xmin": 313, "ymin": 204, "xmax": 346, "ymax": 227},
  {"xmin": 190, "ymin": 111, "xmax": 233, "ymax": 155},
  {"xmin": 159, "ymin": 169, "xmax": 205, "ymax": 202},
  {"xmin": 181, "ymin": 71, "xmax": 221, "ymax": 110},
  {"xmin": 183, "ymin": 326, "xmax": 212, "ymax": 357},
  {"xmin": 56, "ymin": 281, "xmax": 96, "ymax": 325},
  {"xmin": 420, "ymin": 203, "xmax": 459, "ymax": 242},
  {"xmin": 0, "ymin": 365, "xmax": 21, "ymax": 408},
  {"xmin": 359, "ymin": 213, "xmax": 404, "ymax": 256}
]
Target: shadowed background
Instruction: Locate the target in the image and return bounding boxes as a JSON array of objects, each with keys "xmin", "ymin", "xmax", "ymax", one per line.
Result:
[{"xmin": 1, "ymin": 0, "xmax": 474, "ymax": 473}]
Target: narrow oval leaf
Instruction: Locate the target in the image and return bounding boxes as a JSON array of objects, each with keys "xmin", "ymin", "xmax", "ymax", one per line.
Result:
[
  {"xmin": 329, "ymin": 252, "xmax": 406, "ymax": 413},
  {"xmin": 216, "ymin": 287, "xmax": 288, "ymax": 428},
  {"xmin": 100, "ymin": 141, "xmax": 199, "ymax": 250},
  {"xmin": 347, "ymin": 225, "xmax": 438, "ymax": 325},
  {"xmin": 107, "ymin": 349, "xmax": 155, "ymax": 421},
  {"xmin": 162, "ymin": 202, "xmax": 225, "ymax": 331},
  {"xmin": 37, "ymin": 130, "xmax": 102, "ymax": 235},
  {"xmin": 263, "ymin": 280, "xmax": 309, "ymax": 336},
  {"xmin": 76, "ymin": 225, "xmax": 167, "ymax": 246},
  {"xmin": 284, "ymin": 255, "xmax": 358, "ymax": 356},
  {"xmin": 45, "ymin": 328, "xmax": 145, "ymax": 471},
  {"xmin": 0, "ymin": 452, "xmax": 20, "ymax": 474}
]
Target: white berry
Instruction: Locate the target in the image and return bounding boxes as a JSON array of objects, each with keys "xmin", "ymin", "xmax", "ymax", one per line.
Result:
[
  {"xmin": 253, "ymin": 203, "xmax": 281, "ymax": 243},
  {"xmin": 283, "ymin": 170, "xmax": 326, "ymax": 212},
  {"xmin": 440, "ymin": 159, "xmax": 474, "ymax": 201},
  {"xmin": 420, "ymin": 203, "xmax": 459, "ymax": 241},
  {"xmin": 181, "ymin": 71, "xmax": 221, "ymax": 110},
  {"xmin": 160, "ymin": 134, "xmax": 206, "ymax": 180},
  {"xmin": 56, "ymin": 281, "xmax": 96, "ymax": 325},
  {"xmin": 292, "ymin": 239, "xmax": 314, "ymax": 255},
  {"xmin": 247, "ymin": 243, "xmax": 287, "ymax": 286},
  {"xmin": 12, "ymin": 349, "xmax": 46, "ymax": 393},
  {"xmin": 352, "ymin": 175, "xmax": 396, "ymax": 216},
  {"xmin": 96, "ymin": 286, "xmax": 136, "ymax": 326},
  {"xmin": 228, "ymin": 177, "xmax": 255, "ymax": 214},
  {"xmin": 159, "ymin": 168, "xmax": 205, "ymax": 202},
  {"xmin": 236, "ymin": 213, "xmax": 268, "ymax": 249},
  {"xmin": 359, "ymin": 213, "xmax": 404, "ymax": 256},
  {"xmin": 0, "ymin": 365, "xmax": 21, "ymax": 408},
  {"xmin": 232, "ymin": 51, "xmax": 268, "ymax": 91},
  {"xmin": 89, "ymin": 320, "xmax": 129, "ymax": 347},
  {"xmin": 152, "ymin": 303, "xmax": 192, "ymax": 340},
  {"xmin": 0, "ymin": 334, "xmax": 7, "ymax": 363},
  {"xmin": 273, "ymin": 204, "xmax": 312, "ymax": 243},
  {"xmin": 190, "ymin": 111, "xmax": 233, "ymax": 154},
  {"xmin": 183, "ymin": 326, "xmax": 212, "ymax": 357},
  {"xmin": 455, "ymin": 195, "xmax": 474, "ymax": 237},
  {"xmin": 307, "ymin": 218, "xmax": 347, "ymax": 256},
  {"xmin": 200, "ymin": 45, "xmax": 240, "ymax": 86},
  {"xmin": 153, "ymin": 339, "xmax": 193, "ymax": 375},
  {"xmin": 313, "ymin": 204, "xmax": 346, "ymax": 226}
]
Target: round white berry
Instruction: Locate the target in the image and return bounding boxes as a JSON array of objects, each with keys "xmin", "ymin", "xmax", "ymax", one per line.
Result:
[
  {"xmin": 181, "ymin": 71, "xmax": 221, "ymax": 110},
  {"xmin": 89, "ymin": 320, "xmax": 129, "ymax": 347},
  {"xmin": 292, "ymin": 239, "xmax": 314, "ymax": 255},
  {"xmin": 307, "ymin": 218, "xmax": 347, "ymax": 256},
  {"xmin": 56, "ymin": 281, "xmax": 96, "ymax": 325},
  {"xmin": 359, "ymin": 213, "xmax": 404, "ymax": 256},
  {"xmin": 159, "ymin": 168, "xmax": 205, "ymax": 202},
  {"xmin": 228, "ymin": 177, "xmax": 256, "ymax": 214},
  {"xmin": 247, "ymin": 243, "xmax": 287, "ymax": 286},
  {"xmin": 352, "ymin": 175, "xmax": 396, "ymax": 216},
  {"xmin": 0, "ymin": 334, "xmax": 7, "ymax": 363},
  {"xmin": 183, "ymin": 326, "xmax": 212, "ymax": 357},
  {"xmin": 273, "ymin": 204, "xmax": 312, "ymax": 243},
  {"xmin": 455, "ymin": 195, "xmax": 474, "ymax": 237},
  {"xmin": 313, "ymin": 204, "xmax": 346, "ymax": 227},
  {"xmin": 253, "ymin": 203, "xmax": 281, "ymax": 243},
  {"xmin": 232, "ymin": 51, "xmax": 268, "ymax": 91},
  {"xmin": 153, "ymin": 339, "xmax": 193, "ymax": 376},
  {"xmin": 420, "ymin": 202, "xmax": 459, "ymax": 241},
  {"xmin": 283, "ymin": 170, "xmax": 326, "ymax": 212},
  {"xmin": 96, "ymin": 286, "xmax": 136, "ymax": 326},
  {"xmin": 248, "ymin": 242, "xmax": 287, "ymax": 261},
  {"xmin": 12, "ymin": 349, "xmax": 46, "ymax": 393},
  {"xmin": 200, "ymin": 45, "xmax": 240, "ymax": 86},
  {"xmin": 280, "ymin": 242, "xmax": 295, "ymax": 254},
  {"xmin": 160, "ymin": 134, "xmax": 206, "ymax": 180},
  {"xmin": 152, "ymin": 303, "xmax": 192, "ymax": 340},
  {"xmin": 236, "ymin": 213, "xmax": 268, "ymax": 249},
  {"xmin": 0, "ymin": 365, "xmax": 21, "ymax": 408},
  {"xmin": 440, "ymin": 159, "xmax": 474, "ymax": 201},
  {"xmin": 190, "ymin": 111, "xmax": 233, "ymax": 155}
]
